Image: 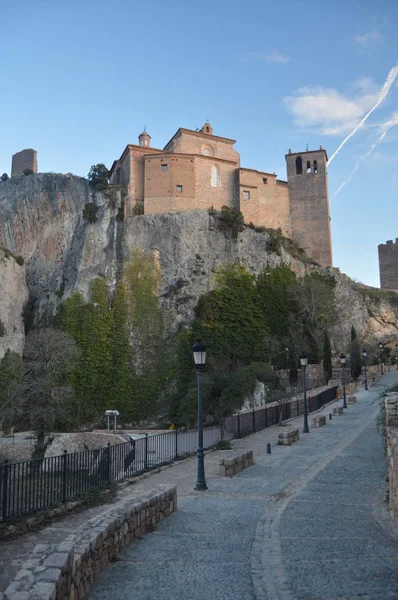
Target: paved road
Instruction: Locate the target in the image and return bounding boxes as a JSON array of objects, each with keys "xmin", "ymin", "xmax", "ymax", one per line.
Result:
[{"xmin": 89, "ymin": 373, "xmax": 398, "ymax": 600}]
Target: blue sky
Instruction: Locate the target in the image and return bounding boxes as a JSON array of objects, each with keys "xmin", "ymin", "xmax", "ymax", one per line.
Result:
[{"xmin": 1, "ymin": 0, "xmax": 398, "ymax": 287}]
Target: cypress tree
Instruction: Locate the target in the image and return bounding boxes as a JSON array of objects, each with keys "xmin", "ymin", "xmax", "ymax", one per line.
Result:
[
  {"xmin": 323, "ymin": 330, "xmax": 332, "ymax": 383},
  {"xmin": 350, "ymin": 325, "xmax": 362, "ymax": 380}
]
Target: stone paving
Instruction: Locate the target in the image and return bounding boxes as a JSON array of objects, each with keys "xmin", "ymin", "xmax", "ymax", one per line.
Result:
[{"xmin": 87, "ymin": 373, "xmax": 398, "ymax": 600}]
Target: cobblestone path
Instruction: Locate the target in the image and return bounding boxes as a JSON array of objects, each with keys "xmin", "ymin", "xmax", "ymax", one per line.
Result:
[
  {"xmin": 278, "ymin": 419, "xmax": 398, "ymax": 599},
  {"xmin": 89, "ymin": 373, "xmax": 398, "ymax": 600}
]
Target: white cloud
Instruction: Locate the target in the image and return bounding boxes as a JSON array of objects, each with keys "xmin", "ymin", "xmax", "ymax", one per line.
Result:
[
  {"xmin": 284, "ymin": 82, "xmax": 380, "ymax": 136},
  {"xmin": 241, "ymin": 51, "xmax": 290, "ymax": 64},
  {"xmin": 353, "ymin": 30, "xmax": 384, "ymax": 48}
]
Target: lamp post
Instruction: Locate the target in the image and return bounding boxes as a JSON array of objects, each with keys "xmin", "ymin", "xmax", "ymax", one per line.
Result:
[
  {"xmin": 379, "ymin": 341, "xmax": 384, "ymax": 375},
  {"xmin": 340, "ymin": 354, "xmax": 347, "ymax": 409},
  {"xmin": 395, "ymin": 344, "xmax": 398, "ymax": 370},
  {"xmin": 300, "ymin": 353, "xmax": 309, "ymax": 433},
  {"xmin": 192, "ymin": 341, "xmax": 207, "ymax": 491},
  {"xmin": 362, "ymin": 349, "xmax": 368, "ymax": 391},
  {"xmin": 285, "ymin": 347, "xmax": 289, "ymax": 370}
]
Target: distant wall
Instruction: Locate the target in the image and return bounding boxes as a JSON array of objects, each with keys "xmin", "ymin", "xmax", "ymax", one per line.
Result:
[{"xmin": 378, "ymin": 239, "xmax": 398, "ymax": 290}]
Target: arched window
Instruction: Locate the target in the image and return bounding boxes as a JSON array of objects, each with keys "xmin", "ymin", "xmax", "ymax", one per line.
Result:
[
  {"xmin": 306, "ymin": 160, "xmax": 311, "ymax": 173},
  {"xmin": 211, "ymin": 164, "xmax": 221, "ymax": 187},
  {"xmin": 313, "ymin": 160, "xmax": 318, "ymax": 173},
  {"xmin": 295, "ymin": 156, "xmax": 302, "ymax": 175}
]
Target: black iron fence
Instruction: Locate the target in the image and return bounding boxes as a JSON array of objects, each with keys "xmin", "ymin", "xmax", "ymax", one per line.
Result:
[{"xmin": 0, "ymin": 386, "xmax": 337, "ymax": 522}]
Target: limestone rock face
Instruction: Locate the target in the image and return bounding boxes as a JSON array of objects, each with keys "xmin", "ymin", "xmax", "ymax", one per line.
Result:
[
  {"xmin": 123, "ymin": 210, "xmax": 305, "ymax": 328},
  {"xmin": 0, "ymin": 173, "xmax": 122, "ymax": 320},
  {"xmin": 0, "ymin": 249, "xmax": 28, "ymax": 359},
  {"xmin": 0, "ymin": 173, "xmax": 397, "ymax": 356}
]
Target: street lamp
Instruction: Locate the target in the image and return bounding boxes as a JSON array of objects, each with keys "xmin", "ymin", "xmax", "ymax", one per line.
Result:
[
  {"xmin": 285, "ymin": 347, "xmax": 289, "ymax": 370},
  {"xmin": 362, "ymin": 349, "xmax": 368, "ymax": 391},
  {"xmin": 395, "ymin": 344, "xmax": 398, "ymax": 370},
  {"xmin": 340, "ymin": 354, "xmax": 347, "ymax": 409},
  {"xmin": 192, "ymin": 341, "xmax": 207, "ymax": 491},
  {"xmin": 300, "ymin": 352, "xmax": 309, "ymax": 433},
  {"xmin": 379, "ymin": 342, "xmax": 384, "ymax": 375}
]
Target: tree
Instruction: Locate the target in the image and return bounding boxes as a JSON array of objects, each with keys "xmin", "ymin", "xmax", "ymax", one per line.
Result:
[
  {"xmin": 193, "ymin": 264, "xmax": 268, "ymax": 370},
  {"xmin": 87, "ymin": 163, "xmax": 110, "ymax": 187},
  {"xmin": 109, "ymin": 280, "xmax": 134, "ymax": 417},
  {"xmin": 123, "ymin": 250, "xmax": 174, "ymax": 421},
  {"xmin": 0, "ymin": 350, "xmax": 23, "ymax": 433},
  {"xmin": 290, "ymin": 274, "xmax": 336, "ymax": 362},
  {"xmin": 323, "ymin": 330, "xmax": 332, "ymax": 383},
  {"xmin": 18, "ymin": 329, "xmax": 79, "ymax": 447},
  {"xmin": 1, "ymin": 173, "xmax": 9, "ymax": 182},
  {"xmin": 350, "ymin": 325, "xmax": 362, "ymax": 380}
]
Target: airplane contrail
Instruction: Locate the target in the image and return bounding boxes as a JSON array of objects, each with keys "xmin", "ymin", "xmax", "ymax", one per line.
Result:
[
  {"xmin": 333, "ymin": 110, "xmax": 398, "ymax": 196},
  {"xmin": 328, "ymin": 64, "xmax": 398, "ymax": 165}
]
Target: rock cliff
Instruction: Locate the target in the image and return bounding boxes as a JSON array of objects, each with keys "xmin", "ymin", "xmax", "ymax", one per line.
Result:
[
  {"xmin": 0, "ymin": 248, "xmax": 28, "ymax": 359},
  {"xmin": 0, "ymin": 173, "xmax": 397, "ymax": 354}
]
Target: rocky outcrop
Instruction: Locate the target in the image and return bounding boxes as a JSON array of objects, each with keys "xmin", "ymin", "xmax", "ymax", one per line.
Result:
[
  {"xmin": 0, "ymin": 248, "xmax": 28, "ymax": 359},
  {"xmin": 0, "ymin": 172, "xmax": 397, "ymax": 355},
  {"xmin": 0, "ymin": 173, "xmax": 122, "ymax": 321}
]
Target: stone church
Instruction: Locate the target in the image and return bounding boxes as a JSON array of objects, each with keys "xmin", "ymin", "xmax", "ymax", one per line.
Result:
[{"xmin": 110, "ymin": 122, "xmax": 332, "ymax": 268}]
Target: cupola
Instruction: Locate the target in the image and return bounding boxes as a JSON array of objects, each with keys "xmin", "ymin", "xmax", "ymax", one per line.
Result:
[
  {"xmin": 200, "ymin": 121, "xmax": 213, "ymax": 135},
  {"xmin": 138, "ymin": 129, "xmax": 151, "ymax": 147}
]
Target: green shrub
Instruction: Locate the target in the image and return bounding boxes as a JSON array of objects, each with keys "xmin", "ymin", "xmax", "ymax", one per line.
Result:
[
  {"xmin": 116, "ymin": 208, "xmax": 124, "ymax": 222},
  {"xmin": 23, "ymin": 169, "xmax": 34, "ymax": 176},
  {"xmin": 218, "ymin": 205, "xmax": 245, "ymax": 239},
  {"xmin": 132, "ymin": 201, "xmax": 144, "ymax": 215},
  {"xmin": 1, "ymin": 173, "xmax": 8, "ymax": 182},
  {"xmin": 83, "ymin": 203, "xmax": 98, "ymax": 223},
  {"xmin": 214, "ymin": 439, "xmax": 232, "ymax": 450}
]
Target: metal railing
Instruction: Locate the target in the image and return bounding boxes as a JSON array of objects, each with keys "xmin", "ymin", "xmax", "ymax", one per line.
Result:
[{"xmin": 0, "ymin": 386, "xmax": 337, "ymax": 521}]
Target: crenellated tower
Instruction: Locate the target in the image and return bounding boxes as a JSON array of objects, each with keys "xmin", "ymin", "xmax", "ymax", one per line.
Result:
[{"xmin": 378, "ymin": 239, "xmax": 398, "ymax": 290}]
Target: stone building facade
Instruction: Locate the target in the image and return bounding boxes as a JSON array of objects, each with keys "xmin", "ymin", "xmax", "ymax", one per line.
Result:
[
  {"xmin": 379, "ymin": 239, "xmax": 398, "ymax": 291},
  {"xmin": 110, "ymin": 122, "xmax": 332, "ymax": 267}
]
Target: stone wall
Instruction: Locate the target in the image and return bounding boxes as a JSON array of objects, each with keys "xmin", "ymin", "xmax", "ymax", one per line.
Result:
[
  {"xmin": 385, "ymin": 393, "xmax": 398, "ymax": 517},
  {"xmin": 3, "ymin": 485, "xmax": 177, "ymax": 600},
  {"xmin": 378, "ymin": 239, "xmax": 398, "ymax": 291}
]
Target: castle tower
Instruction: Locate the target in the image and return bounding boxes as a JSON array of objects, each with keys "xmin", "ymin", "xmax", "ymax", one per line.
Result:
[
  {"xmin": 138, "ymin": 129, "xmax": 151, "ymax": 147},
  {"xmin": 378, "ymin": 239, "xmax": 398, "ymax": 290},
  {"xmin": 285, "ymin": 148, "xmax": 332, "ymax": 267}
]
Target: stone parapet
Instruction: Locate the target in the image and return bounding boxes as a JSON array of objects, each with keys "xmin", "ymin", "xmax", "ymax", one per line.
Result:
[
  {"xmin": 219, "ymin": 451, "xmax": 254, "ymax": 477},
  {"xmin": 385, "ymin": 394, "xmax": 398, "ymax": 517},
  {"xmin": 3, "ymin": 485, "xmax": 177, "ymax": 600}
]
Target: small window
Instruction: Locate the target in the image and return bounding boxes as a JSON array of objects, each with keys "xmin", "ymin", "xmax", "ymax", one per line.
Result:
[
  {"xmin": 243, "ymin": 190, "xmax": 250, "ymax": 201},
  {"xmin": 211, "ymin": 164, "xmax": 221, "ymax": 187},
  {"xmin": 176, "ymin": 185, "xmax": 183, "ymax": 192},
  {"xmin": 161, "ymin": 164, "xmax": 168, "ymax": 171},
  {"xmin": 306, "ymin": 160, "xmax": 311, "ymax": 174},
  {"xmin": 295, "ymin": 156, "xmax": 302, "ymax": 175},
  {"xmin": 144, "ymin": 140, "xmax": 148, "ymax": 146},
  {"xmin": 263, "ymin": 177, "xmax": 268, "ymax": 184},
  {"xmin": 313, "ymin": 160, "xmax": 318, "ymax": 174}
]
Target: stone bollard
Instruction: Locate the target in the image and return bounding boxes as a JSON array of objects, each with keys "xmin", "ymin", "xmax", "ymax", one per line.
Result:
[{"xmin": 332, "ymin": 406, "xmax": 344, "ymax": 417}]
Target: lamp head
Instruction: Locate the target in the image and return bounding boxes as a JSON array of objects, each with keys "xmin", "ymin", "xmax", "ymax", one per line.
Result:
[
  {"xmin": 300, "ymin": 352, "xmax": 308, "ymax": 367},
  {"xmin": 362, "ymin": 349, "xmax": 367, "ymax": 358},
  {"xmin": 340, "ymin": 354, "xmax": 346, "ymax": 365},
  {"xmin": 192, "ymin": 340, "xmax": 206, "ymax": 367}
]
